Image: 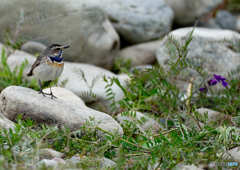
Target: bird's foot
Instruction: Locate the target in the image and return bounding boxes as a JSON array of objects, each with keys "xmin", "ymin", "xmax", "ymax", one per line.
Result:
[
  {"xmin": 38, "ymin": 90, "xmax": 47, "ymax": 97},
  {"xmin": 47, "ymin": 92, "xmax": 57, "ymax": 99}
]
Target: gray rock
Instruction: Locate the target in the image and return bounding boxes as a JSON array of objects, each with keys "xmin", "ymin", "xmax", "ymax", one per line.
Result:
[
  {"xmin": 39, "ymin": 148, "xmax": 64, "ymax": 160},
  {"xmin": 0, "ymin": 0, "xmax": 119, "ymax": 69},
  {"xmin": 165, "ymin": 0, "xmax": 223, "ymax": 25},
  {"xmin": 0, "ymin": 86, "xmax": 123, "ymax": 137},
  {"xmin": 43, "ymin": 87, "xmax": 85, "ymax": 106},
  {"xmin": 222, "ymin": 147, "xmax": 240, "ymax": 164},
  {"xmin": 156, "ymin": 27, "xmax": 240, "ymax": 92},
  {"xmin": 21, "ymin": 41, "xmax": 47, "ymax": 55},
  {"xmin": 216, "ymin": 10, "xmax": 237, "ymax": 30},
  {"xmin": 118, "ymin": 40, "xmax": 161, "ymax": 67},
  {"xmin": 0, "ymin": 111, "xmax": 15, "ymax": 132},
  {"xmin": 100, "ymin": 0, "xmax": 174, "ymax": 44},
  {"xmin": 116, "ymin": 111, "xmax": 162, "ymax": 134}
]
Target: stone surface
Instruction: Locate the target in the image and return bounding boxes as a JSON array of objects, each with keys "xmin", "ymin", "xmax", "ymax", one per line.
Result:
[
  {"xmin": 21, "ymin": 41, "xmax": 47, "ymax": 55},
  {"xmin": 39, "ymin": 148, "xmax": 64, "ymax": 160},
  {"xmin": 0, "ymin": 111, "xmax": 15, "ymax": 131},
  {"xmin": 223, "ymin": 147, "xmax": 240, "ymax": 164},
  {"xmin": 0, "ymin": 86, "xmax": 123, "ymax": 137},
  {"xmin": 118, "ymin": 40, "xmax": 160, "ymax": 67},
  {"xmin": 43, "ymin": 87, "xmax": 85, "ymax": 106},
  {"xmin": 156, "ymin": 27, "xmax": 240, "ymax": 92},
  {"xmin": 216, "ymin": 10, "xmax": 237, "ymax": 31},
  {"xmin": 116, "ymin": 111, "xmax": 162, "ymax": 134},
  {"xmin": 0, "ymin": 0, "xmax": 119, "ymax": 69},
  {"xmin": 100, "ymin": 0, "xmax": 174, "ymax": 44},
  {"xmin": 165, "ymin": 0, "xmax": 223, "ymax": 25}
]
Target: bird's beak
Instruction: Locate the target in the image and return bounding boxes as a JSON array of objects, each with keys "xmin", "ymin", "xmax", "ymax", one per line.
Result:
[{"xmin": 64, "ymin": 46, "xmax": 70, "ymax": 49}]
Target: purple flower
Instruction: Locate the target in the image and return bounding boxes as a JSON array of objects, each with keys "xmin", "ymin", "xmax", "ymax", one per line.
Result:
[
  {"xmin": 199, "ymin": 87, "xmax": 208, "ymax": 92},
  {"xmin": 207, "ymin": 78, "xmax": 218, "ymax": 86},
  {"xmin": 213, "ymin": 74, "xmax": 228, "ymax": 88},
  {"xmin": 214, "ymin": 74, "xmax": 226, "ymax": 83},
  {"xmin": 221, "ymin": 80, "xmax": 229, "ymax": 87}
]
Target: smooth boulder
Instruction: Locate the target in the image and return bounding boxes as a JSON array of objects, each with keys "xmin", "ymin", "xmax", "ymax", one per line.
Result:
[{"xmin": 0, "ymin": 86, "xmax": 123, "ymax": 136}]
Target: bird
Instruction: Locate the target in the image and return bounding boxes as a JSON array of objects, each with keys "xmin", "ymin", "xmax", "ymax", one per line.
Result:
[{"xmin": 27, "ymin": 43, "xmax": 70, "ymax": 99}]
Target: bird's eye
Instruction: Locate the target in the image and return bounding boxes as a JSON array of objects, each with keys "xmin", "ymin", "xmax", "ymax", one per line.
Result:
[{"xmin": 55, "ymin": 48, "xmax": 61, "ymax": 50}]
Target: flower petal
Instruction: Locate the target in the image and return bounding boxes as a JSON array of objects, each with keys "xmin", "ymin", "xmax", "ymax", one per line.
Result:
[
  {"xmin": 207, "ymin": 78, "xmax": 218, "ymax": 86},
  {"xmin": 199, "ymin": 87, "xmax": 208, "ymax": 92},
  {"xmin": 221, "ymin": 80, "xmax": 228, "ymax": 87},
  {"xmin": 214, "ymin": 74, "xmax": 226, "ymax": 82}
]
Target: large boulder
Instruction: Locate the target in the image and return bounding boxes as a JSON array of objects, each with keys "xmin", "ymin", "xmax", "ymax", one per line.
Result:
[
  {"xmin": 0, "ymin": 0, "xmax": 119, "ymax": 69},
  {"xmin": 100, "ymin": 0, "xmax": 174, "ymax": 44},
  {"xmin": 156, "ymin": 27, "xmax": 240, "ymax": 92},
  {"xmin": 0, "ymin": 86, "xmax": 123, "ymax": 136},
  {"xmin": 164, "ymin": 0, "xmax": 223, "ymax": 25}
]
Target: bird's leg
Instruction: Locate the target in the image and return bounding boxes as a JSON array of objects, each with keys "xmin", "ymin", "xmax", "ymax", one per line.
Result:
[
  {"xmin": 38, "ymin": 80, "xmax": 46, "ymax": 97},
  {"xmin": 48, "ymin": 81, "xmax": 57, "ymax": 99}
]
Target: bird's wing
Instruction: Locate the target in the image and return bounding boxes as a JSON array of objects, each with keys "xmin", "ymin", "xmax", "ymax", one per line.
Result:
[{"xmin": 26, "ymin": 54, "xmax": 45, "ymax": 76}]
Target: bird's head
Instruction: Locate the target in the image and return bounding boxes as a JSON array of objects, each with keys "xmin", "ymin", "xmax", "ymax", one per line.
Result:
[{"xmin": 46, "ymin": 44, "xmax": 70, "ymax": 56}]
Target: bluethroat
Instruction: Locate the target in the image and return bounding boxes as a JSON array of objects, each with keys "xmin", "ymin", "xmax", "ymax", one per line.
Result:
[{"xmin": 27, "ymin": 44, "xmax": 70, "ymax": 99}]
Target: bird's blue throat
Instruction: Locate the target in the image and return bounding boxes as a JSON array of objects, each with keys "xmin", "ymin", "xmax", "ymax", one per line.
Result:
[
  {"xmin": 49, "ymin": 51, "xmax": 63, "ymax": 62},
  {"xmin": 49, "ymin": 56, "xmax": 63, "ymax": 62}
]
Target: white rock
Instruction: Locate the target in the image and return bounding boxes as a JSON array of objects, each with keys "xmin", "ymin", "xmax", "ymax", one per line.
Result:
[
  {"xmin": 0, "ymin": 0, "xmax": 119, "ymax": 69},
  {"xmin": 165, "ymin": 0, "xmax": 223, "ymax": 25},
  {"xmin": 0, "ymin": 86, "xmax": 123, "ymax": 137},
  {"xmin": 39, "ymin": 148, "xmax": 64, "ymax": 160},
  {"xmin": 116, "ymin": 111, "xmax": 162, "ymax": 134},
  {"xmin": 100, "ymin": 0, "xmax": 174, "ymax": 44},
  {"xmin": 43, "ymin": 87, "xmax": 85, "ymax": 106},
  {"xmin": 118, "ymin": 40, "xmax": 161, "ymax": 67}
]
